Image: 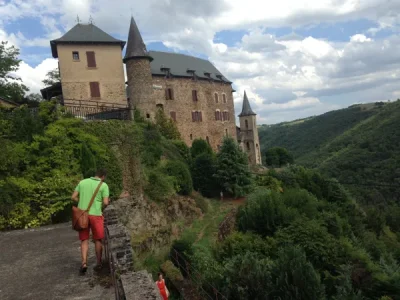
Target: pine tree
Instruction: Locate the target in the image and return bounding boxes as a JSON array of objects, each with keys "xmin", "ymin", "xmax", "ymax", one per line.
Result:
[{"xmin": 214, "ymin": 136, "xmax": 253, "ymax": 198}]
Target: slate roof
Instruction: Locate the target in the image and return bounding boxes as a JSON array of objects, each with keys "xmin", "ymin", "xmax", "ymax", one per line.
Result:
[
  {"xmin": 123, "ymin": 17, "xmax": 152, "ymax": 62},
  {"xmin": 239, "ymin": 91, "xmax": 256, "ymax": 117},
  {"xmin": 0, "ymin": 96, "xmax": 19, "ymax": 107},
  {"xmin": 148, "ymin": 51, "xmax": 231, "ymax": 83},
  {"xmin": 50, "ymin": 23, "xmax": 126, "ymax": 58}
]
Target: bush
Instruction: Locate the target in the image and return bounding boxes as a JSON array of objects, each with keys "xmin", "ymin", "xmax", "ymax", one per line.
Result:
[
  {"xmin": 215, "ymin": 231, "xmax": 277, "ymax": 262},
  {"xmin": 191, "ymin": 152, "xmax": 218, "ymax": 197},
  {"xmin": 191, "ymin": 138, "xmax": 213, "ymax": 159},
  {"xmin": 237, "ymin": 189, "xmax": 297, "ymax": 236},
  {"xmin": 170, "ymin": 239, "xmax": 194, "ymax": 277},
  {"xmin": 282, "ymin": 188, "xmax": 320, "ymax": 219},
  {"xmin": 144, "ymin": 167, "xmax": 177, "ymax": 202},
  {"xmin": 162, "ymin": 160, "xmax": 193, "ymax": 195},
  {"xmin": 192, "ymin": 193, "xmax": 209, "ymax": 213},
  {"xmin": 171, "ymin": 140, "xmax": 191, "ymax": 164},
  {"xmin": 270, "ymin": 246, "xmax": 326, "ymax": 300}
]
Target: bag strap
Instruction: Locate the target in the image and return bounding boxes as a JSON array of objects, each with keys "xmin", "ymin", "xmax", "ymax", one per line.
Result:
[{"xmin": 86, "ymin": 180, "xmax": 103, "ymax": 212}]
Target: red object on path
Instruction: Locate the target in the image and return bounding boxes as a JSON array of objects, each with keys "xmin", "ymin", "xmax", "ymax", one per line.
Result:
[{"xmin": 157, "ymin": 279, "xmax": 168, "ymax": 300}]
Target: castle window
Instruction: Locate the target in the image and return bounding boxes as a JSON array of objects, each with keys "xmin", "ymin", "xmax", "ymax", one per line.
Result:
[
  {"xmin": 222, "ymin": 94, "xmax": 227, "ymax": 103},
  {"xmin": 190, "ymin": 134, "xmax": 193, "ymax": 140},
  {"xmin": 156, "ymin": 104, "xmax": 164, "ymax": 111},
  {"xmin": 165, "ymin": 88, "xmax": 174, "ymax": 100},
  {"xmin": 222, "ymin": 111, "xmax": 230, "ymax": 121},
  {"xmin": 206, "ymin": 136, "xmax": 210, "ymax": 144},
  {"xmin": 246, "ymin": 142, "xmax": 250, "ymax": 150},
  {"xmin": 72, "ymin": 51, "xmax": 79, "ymax": 61},
  {"xmin": 245, "ymin": 119, "xmax": 249, "ymax": 129},
  {"xmin": 192, "ymin": 90, "xmax": 198, "ymax": 101},
  {"xmin": 86, "ymin": 51, "xmax": 96, "ymax": 68},
  {"xmin": 215, "ymin": 110, "xmax": 222, "ymax": 121},
  {"xmin": 225, "ymin": 129, "xmax": 228, "ymax": 136},
  {"xmin": 146, "ymin": 113, "xmax": 150, "ymax": 118},
  {"xmin": 170, "ymin": 111, "xmax": 176, "ymax": 121},
  {"xmin": 191, "ymin": 111, "xmax": 202, "ymax": 122},
  {"xmin": 214, "ymin": 93, "xmax": 219, "ymax": 103},
  {"xmin": 89, "ymin": 82, "xmax": 100, "ymax": 98}
]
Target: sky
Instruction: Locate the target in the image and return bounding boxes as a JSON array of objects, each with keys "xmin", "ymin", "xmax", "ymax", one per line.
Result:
[{"xmin": 1, "ymin": 0, "xmax": 400, "ymax": 124}]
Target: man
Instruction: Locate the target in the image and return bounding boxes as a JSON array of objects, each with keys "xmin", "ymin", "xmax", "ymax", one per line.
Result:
[{"xmin": 71, "ymin": 168, "xmax": 110, "ymax": 274}]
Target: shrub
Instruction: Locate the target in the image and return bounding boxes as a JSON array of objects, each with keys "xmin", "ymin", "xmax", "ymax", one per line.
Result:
[
  {"xmin": 191, "ymin": 152, "xmax": 218, "ymax": 197},
  {"xmin": 192, "ymin": 193, "xmax": 209, "ymax": 213},
  {"xmin": 270, "ymin": 246, "xmax": 326, "ymax": 300},
  {"xmin": 237, "ymin": 189, "xmax": 296, "ymax": 236},
  {"xmin": 190, "ymin": 138, "xmax": 213, "ymax": 159},
  {"xmin": 215, "ymin": 231, "xmax": 277, "ymax": 262},
  {"xmin": 171, "ymin": 140, "xmax": 191, "ymax": 164},
  {"xmin": 144, "ymin": 167, "xmax": 177, "ymax": 202},
  {"xmin": 162, "ymin": 160, "xmax": 193, "ymax": 195},
  {"xmin": 170, "ymin": 239, "xmax": 194, "ymax": 277},
  {"xmin": 282, "ymin": 188, "xmax": 320, "ymax": 219}
]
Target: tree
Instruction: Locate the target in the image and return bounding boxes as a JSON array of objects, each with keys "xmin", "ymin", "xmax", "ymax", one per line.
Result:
[
  {"xmin": 265, "ymin": 147, "xmax": 294, "ymax": 167},
  {"xmin": 80, "ymin": 142, "xmax": 97, "ymax": 179},
  {"xmin": 162, "ymin": 160, "xmax": 193, "ymax": 195},
  {"xmin": 155, "ymin": 109, "xmax": 181, "ymax": 140},
  {"xmin": 214, "ymin": 136, "xmax": 253, "ymax": 198},
  {"xmin": 0, "ymin": 41, "xmax": 28, "ymax": 102},
  {"xmin": 190, "ymin": 138, "xmax": 213, "ymax": 159},
  {"xmin": 42, "ymin": 68, "xmax": 61, "ymax": 87},
  {"xmin": 192, "ymin": 152, "xmax": 217, "ymax": 197}
]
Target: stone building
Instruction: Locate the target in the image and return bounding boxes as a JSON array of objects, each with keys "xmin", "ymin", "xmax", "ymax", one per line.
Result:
[
  {"xmin": 43, "ymin": 17, "xmax": 261, "ymax": 164},
  {"xmin": 237, "ymin": 91, "xmax": 262, "ymax": 165},
  {"xmin": 47, "ymin": 23, "xmax": 127, "ymax": 107},
  {"xmin": 124, "ymin": 17, "xmax": 236, "ymax": 150}
]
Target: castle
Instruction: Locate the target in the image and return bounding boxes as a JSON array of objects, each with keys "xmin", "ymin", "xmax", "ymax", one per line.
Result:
[{"xmin": 42, "ymin": 17, "xmax": 261, "ymax": 165}]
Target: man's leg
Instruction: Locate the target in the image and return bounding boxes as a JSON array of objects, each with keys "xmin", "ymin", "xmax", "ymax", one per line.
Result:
[
  {"xmin": 89, "ymin": 215, "xmax": 105, "ymax": 268},
  {"xmin": 94, "ymin": 239, "xmax": 103, "ymax": 265},
  {"xmin": 81, "ymin": 239, "xmax": 89, "ymax": 265}
]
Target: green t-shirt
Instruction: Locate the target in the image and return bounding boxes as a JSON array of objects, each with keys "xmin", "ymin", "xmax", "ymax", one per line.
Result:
[{"xmin": 75, "ymin": 177, "xmax": 110, "ymax": 216}]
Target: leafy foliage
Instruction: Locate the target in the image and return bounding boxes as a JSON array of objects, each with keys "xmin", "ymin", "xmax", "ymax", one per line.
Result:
[
  {"xmin": 214, "ymin": 136, "xmax": 253, "ymax": 198},
  {"xmin": 162, "ymin": 160, "xmax": 193, "ymax": 195},
  {"xmin": 191, "ymin": 152, "xmax": 218, "ymax": 197},
  {"xmin": 190, "ymin": 138, "xmax": 213, "ymax": 159},
  {"xmin": 42, "ymin": 68, "xmax": 61, "ymax": 87},
  {"xmin": 155, "ymin": 109, "xmax": 181, "ymax": 140},
  {"xmin": 0, "ymin": 41, "xmax": 28, "ymax": 102},
  {"xmin": 265, "ymin": 146, "xmax": 294, "ymax": 167}
]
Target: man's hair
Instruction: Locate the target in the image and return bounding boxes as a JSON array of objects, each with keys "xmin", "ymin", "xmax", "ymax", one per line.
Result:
[{"xmin": 95, "ymin": 168, "xmax": 107, "ymax": 177}]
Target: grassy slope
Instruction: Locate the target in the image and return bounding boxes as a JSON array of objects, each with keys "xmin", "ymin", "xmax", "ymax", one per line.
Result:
[
  {"xmin": 259, "ymin": 101, "xmax": 400, "ymax": 202},
  {"xmin": 259, "ymin": 103, "xmax": 382, "ymax": 161}
]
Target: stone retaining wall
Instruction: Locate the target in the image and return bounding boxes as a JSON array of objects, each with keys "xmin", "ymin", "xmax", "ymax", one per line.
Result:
[{"xmin": 104, "ymin": 205, "xmax": 162, "ymax": 300}]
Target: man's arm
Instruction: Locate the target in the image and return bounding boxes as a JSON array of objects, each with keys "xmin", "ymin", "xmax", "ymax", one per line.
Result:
[
  {"xmin": 71, "ymin": 191, "xmax": 79, "ymax": 202},
  {"xmin": 102, "ymin": 184, "xmax": 110, "ymax": 206}
]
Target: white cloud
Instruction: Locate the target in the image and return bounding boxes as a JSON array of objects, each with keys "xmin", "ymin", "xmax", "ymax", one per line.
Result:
[
  {"xmin": 14, "ymin": 58, "xmax": 58, "ymax": 94},
  {"xmin": 2, "ymin": 0, "xmax": 400, "ymax": 123}
]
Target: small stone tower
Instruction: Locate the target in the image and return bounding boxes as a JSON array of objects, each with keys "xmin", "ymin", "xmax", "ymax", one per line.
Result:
[
  {"xmin": 239, "ymin": 91, "xmax": 262, "ymax": 165},
  {"xmin": 123, "ymin": 16, "xmax": 154, "ymax": 119}
]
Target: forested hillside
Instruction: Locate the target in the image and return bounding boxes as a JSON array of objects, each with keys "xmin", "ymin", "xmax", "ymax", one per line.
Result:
[{"xmin": 259, "ymin": 101, "xmax": 400, "ymax": 203}]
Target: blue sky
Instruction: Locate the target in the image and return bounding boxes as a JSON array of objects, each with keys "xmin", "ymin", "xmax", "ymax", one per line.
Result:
[{"xmin": 1, "ymin": 0, "xmax": 400, "ymax": 124}]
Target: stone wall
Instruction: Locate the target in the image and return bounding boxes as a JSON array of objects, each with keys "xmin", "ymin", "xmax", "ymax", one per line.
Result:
[{"xmin": 104, "ymin": 205, "xmax": 162, "ymax": 300}]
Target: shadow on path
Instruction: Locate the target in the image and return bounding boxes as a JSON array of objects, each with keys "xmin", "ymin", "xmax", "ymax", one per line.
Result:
[{"xmin": 0, "ymin": 223, "xmax": 114, "ymax": 300}]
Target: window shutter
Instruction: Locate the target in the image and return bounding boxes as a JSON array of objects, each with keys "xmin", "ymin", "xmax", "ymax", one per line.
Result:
[
  {"xmin": 165, "ymin": 89, "xmax": 169, "ymax": 100},
  {"xmin": 170, "ymin": 89, "xmax": 174, "ymax": 100},
  {"xmin": 199, "ymin": 111, "xmax": 203, "ymax": 122},
  {"xmin": 86, "ymin": 51, "xmax": 96, "ymax": 67},
  {"xmin": 192, "ymin": 111, "xmax": 195, "ymax": 122},
  {"xmin": 90, "ymin": 82, "xmax": 100, "ymax": 98},
  {"xmin": 215, "ymin": 111, "xmax": 218, "ymax": 120}
]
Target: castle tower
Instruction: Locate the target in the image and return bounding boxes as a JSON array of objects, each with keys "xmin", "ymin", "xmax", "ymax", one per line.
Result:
[
  {"xmin": 239, "ymin": 91, "xmax": 262, "ymax": 165},
  {"xmin": 123, "ymin": 16, "xmax": 155, "ymax": 119}
]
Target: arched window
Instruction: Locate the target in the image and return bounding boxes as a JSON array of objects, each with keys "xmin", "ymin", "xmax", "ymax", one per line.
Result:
[
  {"xmin": 245, "ymin": 119, "xmax": 249, "ymax": 129},
  {"xmin": 222, "ymin": 94, "xmax": 227, "ymax": 103},
  {"xmin": 215, "ymin": 93, "xmax": 219, "ymax": 103},
  {"xmin": 190, "ymin": 134, "xmax": 193, "ymax": 140},
  {"xmin": 156, "ymin": 104, "xmax": 164, "ymax": 111},
  {"xmin": 215, "ymin": 110, "xmax": 221, "ymax": 121}
]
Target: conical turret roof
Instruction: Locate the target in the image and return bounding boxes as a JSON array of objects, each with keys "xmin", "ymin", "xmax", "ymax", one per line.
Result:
[
  {"xmin": 123, "ymin": 16, "xmax": 152, "ymax": 63},
  {"xmin": 239, "ymin": 91, "xmax": 256, "ymax": 117}
]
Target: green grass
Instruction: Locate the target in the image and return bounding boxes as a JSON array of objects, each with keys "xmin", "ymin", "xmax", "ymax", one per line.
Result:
[{"xmin": 181, "ymin": 199, "xmax": 234, "ymax": 251}]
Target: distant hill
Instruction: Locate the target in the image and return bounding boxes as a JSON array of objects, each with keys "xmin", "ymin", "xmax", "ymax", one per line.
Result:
[{"xmin": 259, "ymin": 101, "xmax": 400, "ymax": 203}]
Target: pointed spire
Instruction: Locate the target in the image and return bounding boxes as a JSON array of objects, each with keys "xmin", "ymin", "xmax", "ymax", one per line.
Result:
[
  {"xmin": 123, "ymin": 16, "xmax": 152, "ymax": 63},
  {"xmin": 239, "ymin": 91, "xmax": 256, "ymax": 117}
]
